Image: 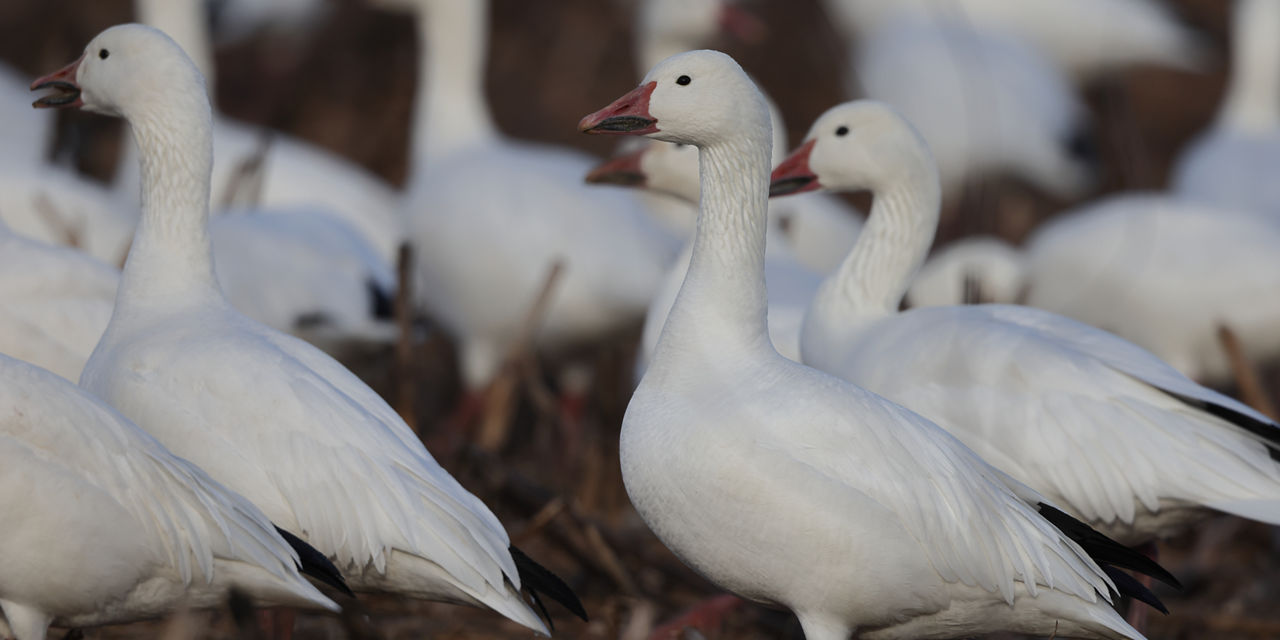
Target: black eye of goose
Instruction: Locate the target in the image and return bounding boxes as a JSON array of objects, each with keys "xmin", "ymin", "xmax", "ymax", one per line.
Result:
[
  {"xmin": 836, "ymin": 126, "xmax": 849, "ymax": 137},
  {"xmin": 676, "ymin": 75, "xmax": 691, "ymax": 86},
  {"xmin": 99, "ymin": 49, "xmax": 110, "ymax": 60}
]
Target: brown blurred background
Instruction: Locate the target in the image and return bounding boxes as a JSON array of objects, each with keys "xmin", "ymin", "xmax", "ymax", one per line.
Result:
[{"xmin": 4, "ymin": 1, "xmax": 1279, "ymax": 639}]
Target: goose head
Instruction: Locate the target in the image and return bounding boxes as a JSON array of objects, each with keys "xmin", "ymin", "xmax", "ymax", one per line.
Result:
[
  {"xmin": 579, "ymin": 49, "xmax": 769, "ymax": 149},
  {"xmin": 32, "ymin": 24, "xmax": 207, "ymax": 119},
  {"xmin": 586, "ymin": 140, "xmax": 701, "ymax": 201},
  {"xmin": 770, "ymin": 100, "xmax": 932, "ymax": 197}
]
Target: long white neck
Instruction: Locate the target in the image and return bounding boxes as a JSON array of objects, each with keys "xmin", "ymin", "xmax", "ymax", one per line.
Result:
[
  {"xmin": 135, "ymin": 0, "xmax": 216, "ymax": 96},
  {"xmin": 117, "ymin": 84, "xmax": 221, "ymax": 304},
  {"xmin": 803, "ymin": 149, "xmax": 940, "ymax": 354},
  {"xmin": 410, "ymin": 0, "xmax": 499, "ymax": 175},
  {"xmin": 1220, "ymin": 0, "xmax": 1280, "ymax": 132},
  {"xmin": 653, "ymin": 131, "xmax": 774, "ymax": 364}
]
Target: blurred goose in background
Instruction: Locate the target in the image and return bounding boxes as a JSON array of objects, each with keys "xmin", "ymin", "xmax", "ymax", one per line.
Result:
[
  {"xmin": 821, "ymin": 0, "xmax": 1207, "ymax": 83},
  {"xmin": 381, "ymin": 0, "xmax": 676, "ymax": 402},
  {"xmin": 123, "ymin": 0, "xmax": 405, "ymax": 264},
  {"xmin": 848, "ymin": 15, "xmax": 1096, "ymax": 200},
  {"xmin": 210, "ymin": 209, "xmax": 396, "ymax": 351},
  {"xmin": 771, "ymin": 99, "xmax": 1280, "ymax": 545},
  {"xmin": 0, "ymin": 219, "xmax": 117, "ymax": 382},
  {"xmin": 582, "ymin": 49, "xmax": 1169, "ymax": 640},
  {"xmin": 34, "ymin": 23, "xmax": 584, "ymax": 634},
  {"xmin": 206, "ymin": 0, "xmax": 334, "ymax": 45},
  {"xmin": 1173, "ymin": 0, "xmax": 1280, "ymax": 216},
  {"xmin": 0, "ymin": 62, "xmax": 53, "ymax": 166},
  {"xmin": 905, "ymin": 235, "xmax": 1025, "ymax": 307},
  {"xmin": 0, "ymin": 351, "xmax": 343, "ymax": 640},
  {"xmin": 1021, "ymin": 193, "xmax": 1280, "ymax": 385}
]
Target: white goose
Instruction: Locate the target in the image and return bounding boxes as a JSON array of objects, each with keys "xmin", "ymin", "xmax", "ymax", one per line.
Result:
[
  {"xmin": 119, "ymin": 0, "xmax": 405, "ymax": 264},
  {"xmin": 1173, "ymin": 0, "xmax": 1280, "ymax": 216},
  {"xmin": 848, "ymin": 15, "xmax": 1095, "ymax": 199},
  {"xmin": 0, "ymin": 352, "xmax": 342, "ymax": 640},
  {"xmin": 383, "ymin": 0, "xmax": 676, "ymax": 394},
  {"xmin": 581, "ymin": 50, "xmax": 1168, "ymax": 640},
  {"xmin": 821, "ymin": 0, "xmax": 1207, "ymax": 83},
  {"xmin": 0, "ymin": 61, "xmax": 53, "ymax": 166},
  {"xmin": 905, "ymin": 236, "xmax": 1025, "ymax": 308},
  {"xmin": 0, "ymin": 220, "xmax": 117, "ymax": 382},
  {"xmin": 33, "ymin": 23, "xmax": 583, "ymax": 634},
  {"xmin": 771, "ymin": 99, "xmax": 1280, "ymax": 545}
]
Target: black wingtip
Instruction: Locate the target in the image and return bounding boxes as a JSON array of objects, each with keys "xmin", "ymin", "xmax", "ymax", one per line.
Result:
[
  {"xmin": 367, "ymin": 278, "xmax": 395, "ymax": 320},
  {"xmin": 1037, "ymin": 504, "xmax": 1182, "ymax": 590},
  {"xmin": 1103, "ymin": 566, "xmax": 1169, "ymax": 615},
  {"xmin": 510, "ymin": 545, "xmax": 588, "ymax": 623},
  {"xmin": 276, "ymin": 526, "xmax": 354, "ymax": 597},
  {"xmin": 1175, "ymin": 393, "xmax": 1280, "ymax": 462}
]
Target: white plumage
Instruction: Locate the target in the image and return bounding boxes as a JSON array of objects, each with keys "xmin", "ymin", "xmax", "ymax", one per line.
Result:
[
  {"xmin": 1173, "ymin": 0, "xmax": 1280, "ymax": 216},
  {"xmin": 386, "ymin": 0, "xmax": 676, "ymax": 390},
  {"xmin": 772, "ymin": 100, "xmax": 1280, "ymax": 545},
  {"xmin": 0, "ymin": 352, "xmax": 336, "ymax": 640},
  {"xmin": 0, "ymin": 221, "xmax": 117, "ymax": 382},
  {"xmin": 906, "ymin": 236, "xmax": 1025, "ymax": 307},
  {"xmin": 53, "ymin": 23, "xmax": 552, "ymax": 634},
  {"xmin": 583, "ymin": 50, "xmax": 1150, "ymax": 640}
]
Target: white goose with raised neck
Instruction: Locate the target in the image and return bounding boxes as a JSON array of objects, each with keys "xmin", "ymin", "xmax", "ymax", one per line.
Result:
[
  {"xmin": 1218, "ymin": 0, "xmax": 1280, "ymax": 133},
  {"xmin": 114, "ymin": 34, "xmax": 222, "ymax": 307},
  {"xmin": 405, "ymin": 0, "xmax": 499, "ymax": 174},
  {"xmin": 797, "ymin": 102, "xmax": 940, "ymax": 367}
]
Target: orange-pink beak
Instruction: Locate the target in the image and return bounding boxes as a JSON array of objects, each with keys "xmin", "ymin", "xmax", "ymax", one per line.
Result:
[
  {"xmin": 31, "ymin": 53, "xmax": 85, "ymax": 109},
  {"xmin": 585, "ymin": 147, "xmax": 648, "ymax": 187},
  {"xmin": 579, "ymin": 81, "xmax": 659, "ymax": 136},
  {"xmin": 769, "ymin": 139, "xmax": 821, "ymax": 197}
]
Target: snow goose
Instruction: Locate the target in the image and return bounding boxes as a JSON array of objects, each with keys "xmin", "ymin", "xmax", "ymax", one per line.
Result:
[
  {"xmin": 209, "ymin": 209, "xmax": 396, "ymax": 350},
  {"xmin": 0, "ymin": 220, "xmax": 118, "ymax": 382},
  {"xmin": 117, "ymin": 0, "xmax": 405, "ymax": 264},
  {"xmin": 380, "ymin": 0, "xmax": 677, "ymax": 394},
  {"xmin": 581, "ymin": 49, "xmax": 1170, "ymax": 640},
  {"xmin": 1019, "ymin": 193, "xmax": 1280, "ymax": 384},
  {"xmin": 849, "ymin": 15, "xmax": 1096, "ymax": 200},
  {"xmin": 905, "ymin": 236, "xmax": 1025, "ymax": 307},
  {"xmin": 821, "ymin": 0, "xmax": 1207, "ymax": 83},
  {"xmin": 771, "ymin": 99, "xmax": 1280, "ymax": 545},
  {"xmin": 0, "ymin": 62, "xmax": 53, "ymax": 166},
  {"xmin": 1172, "ymin": 0, "xmax": 1280, "ymax": 216},
  {"xmin": 33, "ymin": 23, "xmax": 583, "ymax": 633},
  {"xmin": 0, "ymin": 352, "xmax": 344, "ymax": 640}
]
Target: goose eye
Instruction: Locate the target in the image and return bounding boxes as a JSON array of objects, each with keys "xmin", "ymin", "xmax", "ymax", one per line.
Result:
[
  {"xmin": 99, "ymin": 49, "xmax": 110, "ymax": 60},
  {"xmin": 676, "ymin": 75, "xmax": 691, "ymax": 86},
  {"xmin": 836, "ymin": 126, "xmax": 849, "ymax": 137}
]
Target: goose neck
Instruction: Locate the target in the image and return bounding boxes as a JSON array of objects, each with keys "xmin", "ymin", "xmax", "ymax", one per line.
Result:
[
  {"xmin": 655, "ymin": 135, "xmax": 773, "ymax": 361},
  {"xmin": 1220, "ymin": 0, "xmax": 1280, "ymax": 132},
  {"xmin": 410, "ymin": 0, "xmax": 498, "ymax": 173},
  {"xmin": 808, "ymin": 158, "xmax": 940, "ymax": 330},
  {"xmin": 118, "ymin": 93, "xmax": 221, "ymax": 303}
]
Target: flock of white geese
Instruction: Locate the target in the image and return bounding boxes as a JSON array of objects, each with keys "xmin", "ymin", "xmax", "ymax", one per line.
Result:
[{"xmin": 4, "ymin": 0, "xmax": 1280, "ymax": 639}]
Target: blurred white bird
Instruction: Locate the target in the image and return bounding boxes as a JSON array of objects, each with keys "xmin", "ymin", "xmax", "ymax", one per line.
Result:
[
  {"xmin": 821, "ymin": 0, "xmax": 1208, "ymax": 82},
  {"xmin": 1173, "ymin": 0, "xmax": 1280, "ymax": 216},
  {"xmin": 906, "ymin": 235, "xmax": 1025, "ymax": 307}
]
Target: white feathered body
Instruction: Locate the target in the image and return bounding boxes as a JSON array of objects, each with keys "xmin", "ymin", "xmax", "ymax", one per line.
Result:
[{"xmin": 805, "ymin": 303, "xmax": 1280, "ymax": 545}]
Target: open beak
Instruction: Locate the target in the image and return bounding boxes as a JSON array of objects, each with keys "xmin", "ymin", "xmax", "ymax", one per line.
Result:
[
  {"xmin": 719, "ymin": 4, "xmax": 768, "ymax": 44},
  {"xmin": 585, "ymin": 147, "xmax": 648, "ymax": 187},
  {"xmin": 31, "ymin": 54, "xmax": 85, "ymax": 109},
  {"xmin": 769, "ymin": 139, "xmax": 821, "ymax": 197},
  {"xmin": 579, "ymin": 82, "xmax": 659, "ymax": 135}
]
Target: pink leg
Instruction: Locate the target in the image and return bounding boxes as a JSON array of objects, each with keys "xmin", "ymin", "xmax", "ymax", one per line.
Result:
[
  {"xmin": 648, "ymin": 594, "xmax": 743, "ymax": 640},
  {"xmin": 1124, "ymin": 541, "xmax": 1158, "ymax": 633}
]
